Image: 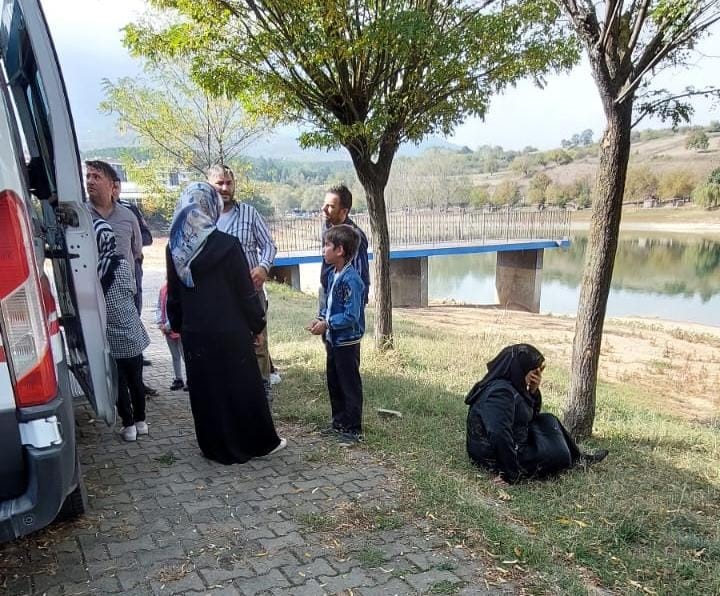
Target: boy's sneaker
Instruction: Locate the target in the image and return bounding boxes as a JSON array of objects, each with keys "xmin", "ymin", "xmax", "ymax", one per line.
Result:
[
  {"xmin": 121, "ymin": 425, "xmax": 137, "ymax": 442},
  {"xmin": 135, "ymin": 421, "xmax": 149, "ymax": 436},
  {"xmin": 269, "ymin": 371, "xmax": 282, "ymax": 385},
  {"xmin": 337, "ymin": 431, "xmax": 362, "ymax": 446},
  {"xmin": 170, "ymin": 378, "xmax": 184, "ymax": 391}
]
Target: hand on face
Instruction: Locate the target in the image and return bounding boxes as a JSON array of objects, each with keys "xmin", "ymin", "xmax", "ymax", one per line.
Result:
[{"xmin": 525, "ymin": 367, "xmax": 543, "ymax": 394}]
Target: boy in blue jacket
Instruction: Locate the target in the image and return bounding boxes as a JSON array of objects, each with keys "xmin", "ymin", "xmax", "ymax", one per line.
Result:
[{"xmin": 308, "ymin": 224, "xmax": 366, "ymax": 445}]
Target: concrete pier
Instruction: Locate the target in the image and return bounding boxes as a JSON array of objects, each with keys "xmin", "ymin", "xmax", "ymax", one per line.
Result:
[
  {"xmin": 270, "ymin": 264, "xmax": 301, "ymax": 290},
  {"xmin": 390, "ymin": 257, "xmax": 428, "ymax": 307},
  {"xmin": 495, "ymin": 248, "xmax": 544, "ymax": 313}
]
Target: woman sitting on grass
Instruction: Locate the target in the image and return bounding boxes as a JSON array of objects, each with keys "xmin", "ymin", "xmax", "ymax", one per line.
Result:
[{"xmin": 465, "ymin": 344, "xmax": 608, "ymax": 486}]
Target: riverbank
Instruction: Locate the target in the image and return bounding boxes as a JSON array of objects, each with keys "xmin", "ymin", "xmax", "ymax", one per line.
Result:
[{"xmin": 570, "ymin": 205, "xmax": 720, "ymax": 235}]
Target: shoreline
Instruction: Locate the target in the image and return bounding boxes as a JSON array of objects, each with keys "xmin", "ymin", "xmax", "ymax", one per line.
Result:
[{"xmin": 570, "ymin": 220, "xmax": 720, "ymax": 234}]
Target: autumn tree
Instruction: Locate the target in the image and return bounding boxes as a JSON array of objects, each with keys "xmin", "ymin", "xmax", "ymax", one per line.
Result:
[
  {"xmin": 624, "ymin": 166, "xmax": 658, "ymax": 202},
  {"xmin": 527, "ymin": 171, "xmax": 553, "ymax": 204},
  {"xmin": 124, "ymin": 0, "xmax": 576, "ymax": 349},
  {"xmin": 101, "ymin": 60, "xmax": 267, "ymax": 175},
  {"xmin": 555, "ymin": 0, "xmax": 720, "ymax": 438}
]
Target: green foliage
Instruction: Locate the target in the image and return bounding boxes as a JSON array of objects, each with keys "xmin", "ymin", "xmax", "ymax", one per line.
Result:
[
  {"xmin": 709, "ymin": 167, "xmax": 720, "ymax": 185},
  {"xmin": 492, "ymin": 180, "xmax": 521, "ymax": 205},
  {"xmin": 545, "ymin": 148, "xmax": 573, "ymax": 165},
  {"xmin": 686, "ymin": 130, "xmax": 710, "ymax": 152},
  {"xmin": 658, "ymin": 169, "xmax": 697, "ymax": 200},
  {"xmin": 126, "ymin": 0, "xmax": 577, "ymax": 154},
  {"xmin": 469, "ymin": 185, "xmax": 491, "ymax": 208},
  {"xmin": 692, "ymin": 183, "xmax": 720, "ymax": 209},
  {"xmin": 561, "ymin": 128, "xmax": 593, "ymax": 148},
  {"xmin": 624, "ymin": 166, "xmax": 659, "ymax": 202},
  {"xmin": 100, "ymin": 60, "xmax": 267, "ymax": 174},
  {"xmin": 527, "ymin": 171, "xmax": 552, "ymax": 205}
]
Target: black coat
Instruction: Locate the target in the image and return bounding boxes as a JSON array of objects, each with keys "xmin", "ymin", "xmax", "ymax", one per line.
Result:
[
  {"xmin": 166, "ymin": 231, "xmax": 280, "ymax": 463},
  {"xmin": 466, "ymin": 380, "xmax": 580, "ymax": 483}
]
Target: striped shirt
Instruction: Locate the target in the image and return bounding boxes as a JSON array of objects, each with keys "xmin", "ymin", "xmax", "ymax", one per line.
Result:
[{"xmin": 216, "ymin": 202, "xmax": 277, "ymax": 272}]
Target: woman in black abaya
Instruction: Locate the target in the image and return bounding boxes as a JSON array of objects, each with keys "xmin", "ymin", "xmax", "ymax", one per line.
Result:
[
  {"xmin": 465, "ymin": 344, "xmax": 607, "ymax": 485},
  {"xmin": 166, "ymin": 182, "xmax": 286, "ymax": 464}
]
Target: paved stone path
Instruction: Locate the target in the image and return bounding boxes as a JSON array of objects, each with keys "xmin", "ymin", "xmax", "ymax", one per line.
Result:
[{"xmin": 0, "ymin": 272, "xmax": 514, "ymax": 595}]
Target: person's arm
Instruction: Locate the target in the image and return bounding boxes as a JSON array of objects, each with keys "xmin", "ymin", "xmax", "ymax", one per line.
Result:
[
  {"xmin": 478, "ymin": 386, "xmax": 521, "ymax": 484},
  {"xmin": 252, "ymin": 209, "xmax": 277, "ymax": 275},
  {"xmin": 230, "ymin": 242, "xmax": 266, "ymax": 335},
  {"xmin": 326, "ymin": 275, "xmax": 362, "ymax": 331},
  {"xmin": 165, "ymin": 248, "xmax": 183, "ymax": 332},
  {"xmin": 129, "ymin": 213, "xmax": 143, "ymax": 262},
  {"xmin": 355, "ymin": 231, "xmax": 370, "ymax": 305}
]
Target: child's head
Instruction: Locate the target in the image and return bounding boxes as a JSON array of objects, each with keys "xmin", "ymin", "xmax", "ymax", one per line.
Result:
[{"xmin": 323, "ymin": 224, "xmax": 359, "ymax": 268}]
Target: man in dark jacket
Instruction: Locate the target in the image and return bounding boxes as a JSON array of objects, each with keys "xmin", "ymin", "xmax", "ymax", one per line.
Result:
[{"xmin": 319, "ymin": 184, "xmax": 370, "ymax": 306}]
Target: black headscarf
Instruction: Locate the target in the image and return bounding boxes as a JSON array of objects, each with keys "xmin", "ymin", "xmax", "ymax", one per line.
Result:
[{"xmin": 464, "ymin": 344, "xmax": 545, "ymax": 406}]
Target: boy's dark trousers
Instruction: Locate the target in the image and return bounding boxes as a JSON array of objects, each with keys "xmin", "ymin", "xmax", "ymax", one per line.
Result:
[
  {"xmin": 324, "ymin": 340, "xmax": 363, "ymax": 434},
  {"xmin": 116, "ymin": 354, "xmax": 146, "ymax": 427}
]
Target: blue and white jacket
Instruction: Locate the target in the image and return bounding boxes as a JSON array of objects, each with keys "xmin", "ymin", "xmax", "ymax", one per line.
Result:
[{"xmin": 319, "ymin": 263, "xmax": 366, "ymax": 347}]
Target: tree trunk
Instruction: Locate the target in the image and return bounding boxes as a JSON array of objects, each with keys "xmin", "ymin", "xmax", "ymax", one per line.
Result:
[
  {"xmin": 349, "ymin": 153, "xmax": 394, "ymax": 350},
  {"xmin": 563, "ymin": 100, "xmax": 633, "ymax": 440}
]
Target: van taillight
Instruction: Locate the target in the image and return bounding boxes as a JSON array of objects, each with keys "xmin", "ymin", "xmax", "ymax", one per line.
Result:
[{"xmin": 0, "ymin": 189, "xmax": 57, "ymax": 406}]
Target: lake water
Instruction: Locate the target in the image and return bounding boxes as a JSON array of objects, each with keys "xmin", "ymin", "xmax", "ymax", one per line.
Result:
[{"xmin": 428, "ymin": 233, "xmax": 720, "ymax": 327}]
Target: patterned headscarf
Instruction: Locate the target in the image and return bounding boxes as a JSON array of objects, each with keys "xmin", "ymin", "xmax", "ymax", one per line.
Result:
[
  {"xmin": 93, "ymin": 218, "xmax": 122, "ymax": 292},
  {"xmin": 168, "ymin": 182, "xmax": 223, "ymax": 287},
  {"xmin": 464, "ymin": 344, "xmax": 545, "ymax": 407}
]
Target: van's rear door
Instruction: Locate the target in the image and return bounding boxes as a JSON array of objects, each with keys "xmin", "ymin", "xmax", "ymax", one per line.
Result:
[{"xmin": 0, "ymin": 0, "xmax": 116, "ymax": 423}]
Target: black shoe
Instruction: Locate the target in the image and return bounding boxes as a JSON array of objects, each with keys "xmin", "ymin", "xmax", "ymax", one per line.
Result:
[
  {"xmin": 142, "ymin": 358, "xmax": 152, "ymax": 366},
  {"xmin": 581, "ymin": 449, "xmax": 609, "ymax": 467},
  {"xmin": 144, "ymin": 384, "xmax": 158, "ymax": 397},
  {"xmin": 170, "ymin": 379, "xmax": 184, "ymax": 391},
  {"xmin": 337, "ymin": 431, "xmax": 362, "ymax": 446},
  {"xmin": 183, "ymin": 385, "xmax": 189, "ymax": 392},
  {"xmin": 319, "ymin": 425, "xmax": 341, "ymax": 436}
]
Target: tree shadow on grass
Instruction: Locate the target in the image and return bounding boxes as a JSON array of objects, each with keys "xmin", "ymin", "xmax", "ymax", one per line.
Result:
[{"xmin": 274, "ymin": 357, "xmax": 720, "ymax": 595}]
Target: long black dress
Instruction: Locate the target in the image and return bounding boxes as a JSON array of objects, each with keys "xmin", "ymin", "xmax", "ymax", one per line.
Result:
[{"xmin": 166, "ymin": 231, "xmax": 281, "ymax": 464}]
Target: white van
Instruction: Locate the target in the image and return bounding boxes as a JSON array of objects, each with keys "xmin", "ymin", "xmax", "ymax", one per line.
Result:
[{"xmin": 0, "ymin": 0, "xmax": 115, "ymax": 541}]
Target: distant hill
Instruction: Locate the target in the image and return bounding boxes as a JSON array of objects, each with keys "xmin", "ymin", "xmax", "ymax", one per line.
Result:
[{"xmin": 79, "ymin": 127, "xmax": 460, "ymax": 162}]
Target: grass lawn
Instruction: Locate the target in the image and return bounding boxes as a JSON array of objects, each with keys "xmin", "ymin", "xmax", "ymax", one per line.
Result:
[{"xmin": 268, "ymin": 283, "xmax": 720, "ymax": 595}]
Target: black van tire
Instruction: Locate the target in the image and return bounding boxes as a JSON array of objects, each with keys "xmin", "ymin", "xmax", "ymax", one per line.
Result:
[{"xmin": 56, "ymin": 454, "xmax": 87, "ymax": 521}]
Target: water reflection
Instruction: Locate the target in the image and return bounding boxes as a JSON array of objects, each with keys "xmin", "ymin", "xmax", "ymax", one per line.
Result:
[{"xmin": 428, "ymin": 233, "xmax": 720, "ymax": 326}]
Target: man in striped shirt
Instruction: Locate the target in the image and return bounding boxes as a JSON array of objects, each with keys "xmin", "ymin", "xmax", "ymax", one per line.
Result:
[{"xmin": 208, "ymin": 164, "xmax": 277, "ymax": 400}]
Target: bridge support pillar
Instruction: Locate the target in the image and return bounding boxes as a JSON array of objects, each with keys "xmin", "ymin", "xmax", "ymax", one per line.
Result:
[
  {"xmin": 495, "ymin": 249, "xmax": 543, "ymax": 313},
  {"xmin": 270, "ymin": 264, "xmax": 301, "ymax": 290},
  {"xmin": 390, "ymin": 257, "xmax": 428, "ymax": 307}
]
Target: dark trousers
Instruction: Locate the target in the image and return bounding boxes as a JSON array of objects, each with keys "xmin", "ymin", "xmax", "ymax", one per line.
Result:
[
  {"xmin": 325, "ymin": 341, "xmax": 363, "ymax": 433},
  {"xmin": 116, "ymin": 354, "xmax": 146, "ymax": 427}
]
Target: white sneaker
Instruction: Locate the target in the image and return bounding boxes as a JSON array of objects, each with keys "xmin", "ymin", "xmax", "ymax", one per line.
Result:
[
  {"xmin": 268, "ymin": 437, "xmax": 287, "ymax": 455},
  {"xmin": 121, "ymin": 425, "xmax": 137, "ymax": 442},
  {"xmin": 135, "ymin": 421, "xmax": 149, "ymax": 436},
  {"xmin": 269, "ymin": 371, "xmax": 281, "ymax": 385}
]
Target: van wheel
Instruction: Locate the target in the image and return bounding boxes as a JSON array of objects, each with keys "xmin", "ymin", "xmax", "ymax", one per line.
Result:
[{"xmin": 56, "ymin": 456, "xmax": 88, "ymax": 521}]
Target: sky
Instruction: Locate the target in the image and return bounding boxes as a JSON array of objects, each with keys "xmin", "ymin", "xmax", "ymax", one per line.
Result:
[{"xmin": 41, "ymin": 0, "xmax": 720, "ymax": 153}]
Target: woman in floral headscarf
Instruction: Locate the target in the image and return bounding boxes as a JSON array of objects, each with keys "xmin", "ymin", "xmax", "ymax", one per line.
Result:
[
  {"xmin": 166, "ymin": 182, "xmax": 286, "ymax": 464},
  {"xmin": 465, "ymin": 344, "xmax": 608, "ymax": 485}
]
